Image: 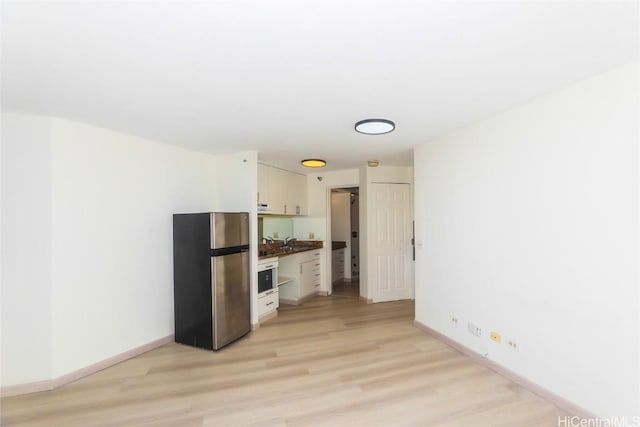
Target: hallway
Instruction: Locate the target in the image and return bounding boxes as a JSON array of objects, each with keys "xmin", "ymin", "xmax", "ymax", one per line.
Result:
[{"xmin": 331, "ymin": 278, "xmax": 359, "ymax": 298}]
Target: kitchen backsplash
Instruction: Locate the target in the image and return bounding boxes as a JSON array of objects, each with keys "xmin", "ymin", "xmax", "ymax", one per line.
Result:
[
  {"xmin": 262, "ymin": 217, "xmax": 293, "ymax": 240},
  {"xmin": 292, "ymin": 217, "xmax": 326, "ymax": 241},
  {"xmin": 260, "ymin": 216, "xmax": 326, "ymax": 241}
]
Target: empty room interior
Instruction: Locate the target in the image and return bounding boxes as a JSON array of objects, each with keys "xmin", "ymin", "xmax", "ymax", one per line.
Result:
[{"xmin": 1, "ymin": 1, "xmax": 639, "ymax": 426}]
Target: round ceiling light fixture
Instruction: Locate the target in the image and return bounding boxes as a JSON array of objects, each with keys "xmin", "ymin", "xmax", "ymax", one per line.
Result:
[
  {"xmin": 355, "ymin": 119, "xmax": 395, "ymax": 135},
  {"xmin": 301, "ymin": 159, "xmax": 327, "ymax": 168}
]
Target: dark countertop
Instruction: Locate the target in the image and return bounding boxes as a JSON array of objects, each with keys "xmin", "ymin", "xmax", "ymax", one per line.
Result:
[
  {"xmin": 258, "ymin": 240, "xmax": 323, "ymax": 260},
  {"xmin": 332, "ymin": 241, "xmax": 347, "ymax": 251}
]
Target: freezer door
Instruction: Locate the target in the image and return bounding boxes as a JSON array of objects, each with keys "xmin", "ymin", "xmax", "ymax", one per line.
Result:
[
  {"xmin": 211, "ymin": 250, "xmax": 251, "ymax": 349},
  {"xmin": 211, "ymin": 213, "xmax": 250, "ymax": 249}
]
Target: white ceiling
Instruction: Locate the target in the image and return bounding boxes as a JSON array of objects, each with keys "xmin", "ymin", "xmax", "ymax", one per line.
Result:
[{"xmin": 2, "ymin": 1, "xmax": 638, "ymax": 173}]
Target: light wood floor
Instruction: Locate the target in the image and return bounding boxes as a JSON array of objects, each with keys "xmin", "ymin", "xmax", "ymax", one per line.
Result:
[
  {"xmin": 1, "ymin": 296, "xmax": 567, "ymax": 426},
  {"xmin": 331, "ymin": 278, "xmax": 360, "ymax": 298}
]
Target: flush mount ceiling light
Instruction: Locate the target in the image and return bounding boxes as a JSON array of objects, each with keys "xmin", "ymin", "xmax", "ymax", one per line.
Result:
[
  {"xmin": 367, "ymin": 160, "xmax": 379, "ymax": 167},
  {"xmin": 355, "ymin": 119, "xmax": 395, "ymax": 135},
  {"xmin": 301, "ymin": 159, "xmax": 327, "ymax": 168}
]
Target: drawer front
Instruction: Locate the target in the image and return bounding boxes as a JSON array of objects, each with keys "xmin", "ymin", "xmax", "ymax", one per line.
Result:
[
  {"xmin": 312, "ymin": 256, "xmax": 321, "ymax": 289},
  {"xmin": 312, "ymin": 270, "xmax": 321, "ymax": 288},
  {"xmin": 258, "ymin": 290, "xmax": 279, "ymax": 315},
  {"xmin": 299, "ymin": 250, "xmax": 322, "ymax": 264}
]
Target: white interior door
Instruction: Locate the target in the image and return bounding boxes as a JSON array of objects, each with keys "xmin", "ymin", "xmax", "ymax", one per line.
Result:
[{"xmin": 372, "ymin": 183, "xmax": 413, "ymax": 302}]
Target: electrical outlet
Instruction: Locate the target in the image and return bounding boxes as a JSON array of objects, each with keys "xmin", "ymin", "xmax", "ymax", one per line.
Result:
[
  {"xmin": 467, "ymin": 322, "xmax": 481, "ymax": 337},
  {"xmin": 273, "ymin": 232, "xmax": 279, "ymax": 238},
  {"xmin": 507, "ymin": 339, "xmax": 519, "ymax": 351},
  {"xmin": 450, "ymin": 316, "xmax": 459, "ymax": 325},
  {"xmin": 490, "ymin": 331, "xmax": 502, "ymax": 343}
]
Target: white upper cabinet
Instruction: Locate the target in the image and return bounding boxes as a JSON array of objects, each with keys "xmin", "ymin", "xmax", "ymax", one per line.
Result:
[
  {"xmin": 258, "ymin": 164, "xmax": 307, "ymax": 216},
  {"xmin": 268, "ymin": 166, "xmax": 288, "ymax": 215},
  {"xmin": 292, "ymin": 173, "xmax": 307, "ymax": 215},
  {"xmin": 257, "ymin": 163, "xmax": 271, "ymax": 208}
]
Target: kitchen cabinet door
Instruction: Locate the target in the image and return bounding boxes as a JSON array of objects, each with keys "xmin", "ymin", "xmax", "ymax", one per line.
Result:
[
  {"xmin": 257, "ymin": 163, "xmax": 270, "ymax": 207},
  {"xmin": 278, "ymin": 250, "xmax": 322, "ymax": 304},
  {"xmin": 258, "ymin": 164, "xmax": 307, "ymax": 216},
  {"xmin": 257, "ymin": 289, "xmax": 279, "ymax": 318},
  {"xmin": 268, "ymin": 166, "xmax": 287, "ymax": 215},
  {"xmin": 292, "ymin": 173, "xmax": 307, "ymax": 215}
]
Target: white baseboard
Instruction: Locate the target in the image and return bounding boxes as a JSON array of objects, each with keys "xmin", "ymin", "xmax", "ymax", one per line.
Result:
[
  {"xmin": 279, "ymin": 292, "xmax": 318, "ymax": 306},
  {"xmin": 359, "ymin": 295, "xmax": 372, "ymax": 304},
  {"xmin": 413, "ymin": 320, "xmax": 595, "ymax": 420},
  {"xmin": 1, "ymin": 334, "xmax": 174, "ymax": 398},
  {"xmin": 258, "ymin": 310, "xmax": 278, "ymax": 324},
  {"xmin": 0, "ymin": 379, "xmax": 53, "ymax": 397}
]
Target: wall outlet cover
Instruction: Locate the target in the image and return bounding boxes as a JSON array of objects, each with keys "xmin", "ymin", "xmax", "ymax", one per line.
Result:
[
  {"xmin": 490, "ymin": 331, "xmax": 502, "ymax": 343},
  {"xmin": 467, "ymin": 322, "xmax": 481, "ymax": 337},
  {"xmin": 507, "ymin": 339, "xmax": 519, "ymax": 352}
]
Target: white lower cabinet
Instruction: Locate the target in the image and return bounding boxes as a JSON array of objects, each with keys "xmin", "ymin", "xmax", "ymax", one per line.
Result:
[
  {"xmin": 301, "ymin": 259, "xmax": 321, "ymax": 295},
  {"xmin": 257, "ymin": 288, "xmax": 279, "ymax": 318},
  {"xmin": 278, "ymin": 249, "xmax": 322, "ymax": 304},
  {"xmin": 331, "ymin": 248, "xmax": 345, "ymax": 282}
]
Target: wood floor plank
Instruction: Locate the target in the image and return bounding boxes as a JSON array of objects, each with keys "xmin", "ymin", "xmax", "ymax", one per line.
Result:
[{"xmin": 1, "ymin": 295, "xmax": 568, "ymax": 426}]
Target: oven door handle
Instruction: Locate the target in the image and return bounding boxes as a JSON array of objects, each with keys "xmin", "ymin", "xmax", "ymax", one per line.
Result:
[{"xmin": 259, "ymin": 264, "xmax": 276, "ymax": 272}]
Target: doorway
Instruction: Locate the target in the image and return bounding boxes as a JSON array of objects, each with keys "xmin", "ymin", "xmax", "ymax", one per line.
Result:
[{"xmin": 330, "ymin": 187, "xmax": 359, "ymax": 297}]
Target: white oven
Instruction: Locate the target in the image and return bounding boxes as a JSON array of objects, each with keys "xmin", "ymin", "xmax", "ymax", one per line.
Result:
[{"xmin": 257, "ymin": 257, "xmax": 278, "ymax": 294}]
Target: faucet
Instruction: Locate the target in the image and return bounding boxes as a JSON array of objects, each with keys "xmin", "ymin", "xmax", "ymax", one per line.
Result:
[
  {"xmin": 282, "ymin": 237, "xmax": 297, "ymax": 251},
  {"xmin": 263, "ymin": 236, "xmax": 275, "ymax": 244}
]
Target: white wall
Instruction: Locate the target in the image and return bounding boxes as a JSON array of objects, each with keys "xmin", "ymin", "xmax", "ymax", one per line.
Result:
[
  {"xmin": 306, "ymin": 169, "xmax": 359, "ymax": 294},
  {"xmin": 291, "ymin": 218, "xmax": 326, "ymax": 241},
  {"xmin": 0, "ymin": 115, "xmax": 2, "ymax": 391},
  {"xmin": 215, "ymin": 151, "xmax": 257, "ymax": 213},
  {"xmin": 1, "ymin": 115, "xmax": 53, "ymax": 386},
  {"xmin": 414, "ymin": 62, "xmax": 639, "ymax": 418},
  {"xmin": 359, "ymin": 167, "xmax": 368, "ymax": 298},
  {"xmin": 214, "ymin": 151, "xmax": 259, "ymax": 326},
  {"xmin": 306, "ymin": 169, "xmax": 359, "ymax": 218},
  {"xmin": 331, "ymin": 192, "xmax": 351, "ymax": 279},
  {"xmin": 0, "ymin": 115, "xmax": 5, "ymax": 392},
  {"xmin": 49, "ymin": 118, "xmax": 220, "ymax": 377},
  {"xmin": 1, "ymin": 115, "xmax": 230, "ymax": 386}
]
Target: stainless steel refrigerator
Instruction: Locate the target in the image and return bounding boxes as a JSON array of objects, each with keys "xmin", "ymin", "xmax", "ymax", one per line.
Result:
[{"xmin": 173, "ymin": 212, "xmax": 251, "ymax": 350}]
